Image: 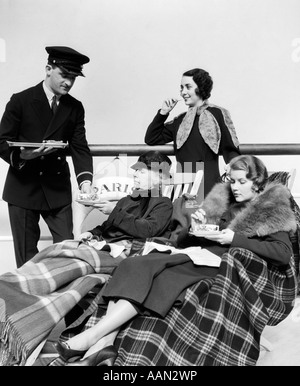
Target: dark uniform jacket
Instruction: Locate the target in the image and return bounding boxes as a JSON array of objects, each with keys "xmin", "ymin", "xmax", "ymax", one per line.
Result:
[{"xmin": 0, "ymin": 82, "xmax": 93, "ymax": 210}]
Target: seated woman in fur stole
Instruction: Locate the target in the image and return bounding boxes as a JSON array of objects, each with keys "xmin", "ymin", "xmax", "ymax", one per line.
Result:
[{"xmin": 51, "ymin": 155, "xmax": 298, "ymax": 367}]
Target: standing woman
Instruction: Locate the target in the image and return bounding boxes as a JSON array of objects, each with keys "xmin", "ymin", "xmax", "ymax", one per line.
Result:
[{"xmin": 145, "ymin": 68, "xmax": 240, "ymax": 198}]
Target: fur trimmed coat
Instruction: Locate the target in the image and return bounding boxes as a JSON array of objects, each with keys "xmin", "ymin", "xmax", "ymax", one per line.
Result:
[
  {"xmin": 175, "ymin": 182, "xmax": 297, "ymax": 266},
  {"xmin": 202, "ymin": 182, "xmax": 296, "ymax": 236}
]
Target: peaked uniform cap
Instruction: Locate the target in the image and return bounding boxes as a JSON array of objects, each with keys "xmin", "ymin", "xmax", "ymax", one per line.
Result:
[{"xmin": 46, "ymin": 46, "xmax": 90, "ymax": 77}]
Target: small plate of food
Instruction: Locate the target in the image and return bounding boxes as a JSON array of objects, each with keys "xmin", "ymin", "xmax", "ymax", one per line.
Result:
[
  {"xmin": 189, "ymin": 224, "xmax": 221, "ymax": 237},
  {"xmin": 76, "ymin": 191, "xmax": 128, "ymax": 206}
]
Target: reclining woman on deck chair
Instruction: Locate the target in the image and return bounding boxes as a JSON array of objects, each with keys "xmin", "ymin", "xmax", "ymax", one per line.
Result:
[
  {"xmin": 0, "ymin": 150, "xmax": 174, "ymax": 366},
  {"xmin": 50, "ymin": 154, "xmax": 298, "ymax": 367}
]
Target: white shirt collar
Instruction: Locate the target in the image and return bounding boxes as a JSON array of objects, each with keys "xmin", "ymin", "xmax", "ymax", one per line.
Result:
[{"xmin": 43, "ymin": 81, "xmax": 60, "ymax": 104}]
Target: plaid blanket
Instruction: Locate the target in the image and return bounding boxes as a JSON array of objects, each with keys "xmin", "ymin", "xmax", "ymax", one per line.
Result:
[
  {"xmin": 56, "ymin": 246, "xmax": 297, "ymax": 367},
  {"xmin": 114, "ymin": 248, "xmax": 297, "ymax": 366},
  {"xmin": 0, "ymin": 240, "xmax": 112, "ymax": 366}
]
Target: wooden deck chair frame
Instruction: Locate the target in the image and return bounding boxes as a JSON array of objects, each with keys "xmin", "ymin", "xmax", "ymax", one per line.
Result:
[
  {"xmin": 287, "ymin": 168, "xmax": 296, "ymax": 190},
  {"xmin": 162, "ymin": 170, "xmax": 204, "ymax": 202},
  {"xmin": 268, "ymin": 168, "xmax": 296, "ymax": 191}
]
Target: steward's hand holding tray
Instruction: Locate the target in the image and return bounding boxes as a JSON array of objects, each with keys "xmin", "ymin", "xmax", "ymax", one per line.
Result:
[{"xmin": 76, "ymin": 190, "xmax": 128, "ymax": 206}]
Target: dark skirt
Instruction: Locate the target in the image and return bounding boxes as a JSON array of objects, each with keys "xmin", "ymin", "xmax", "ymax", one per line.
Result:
[{"xmin": 102, "ymin": 252, "xmax": 218, "ymax": 317}]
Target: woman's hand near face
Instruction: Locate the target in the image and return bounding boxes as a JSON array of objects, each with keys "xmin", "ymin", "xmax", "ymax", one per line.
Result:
[{"xmin": 160, "ymin": 98, "xmax": 179, "ymax": 115}]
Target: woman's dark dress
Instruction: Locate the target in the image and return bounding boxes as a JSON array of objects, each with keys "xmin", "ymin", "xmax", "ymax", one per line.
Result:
[
  {"xmin": 102, "ymin": 202, "xmax": 292, "ymax": 317},
  {"xmin": 145, "ymin": 108, "xmax": 240, "ymax": 196}
]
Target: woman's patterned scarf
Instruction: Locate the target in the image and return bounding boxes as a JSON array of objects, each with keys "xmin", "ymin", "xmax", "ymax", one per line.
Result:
[{"xmin": 176, "ymin": 102, "xmax": 239, "ymax": 153}]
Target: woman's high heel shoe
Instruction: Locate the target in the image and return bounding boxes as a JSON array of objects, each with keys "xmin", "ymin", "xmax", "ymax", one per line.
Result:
[
  {"xmin": 66, "ymin": 345, "xmax": 118, "ymax": 366},
  {"xmin": 54, "ymin": 341, "xmax": 87, "ymax": 362}
]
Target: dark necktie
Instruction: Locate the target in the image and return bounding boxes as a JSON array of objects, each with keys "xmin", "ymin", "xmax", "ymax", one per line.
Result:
[{"xmin": 51, "ymin": 95, "xmax": 58, "ymax": 114}]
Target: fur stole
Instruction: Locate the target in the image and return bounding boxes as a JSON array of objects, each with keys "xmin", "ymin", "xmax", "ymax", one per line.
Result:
[{"xmin": 201, "ymin": 182, "xmax": 297, "ymax": 238}]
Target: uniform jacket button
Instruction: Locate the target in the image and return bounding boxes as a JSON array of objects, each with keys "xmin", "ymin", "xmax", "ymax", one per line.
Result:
[
  {"xmin": 39, "ymin": 172, "xmax": 43, "ymax": 176},
  {"xmin": 40, "ymin": 156, "xmax": 45, "ymax": 160}
]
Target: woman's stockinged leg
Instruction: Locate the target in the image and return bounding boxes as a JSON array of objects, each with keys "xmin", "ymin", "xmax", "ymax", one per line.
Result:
[
  {"xmin": 66, "ymin": 299, "xmax": 138, "ymax": 351},
  {"xmin": 82, "ymin": 300, "xmax": 123, "ymax": 357}
]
